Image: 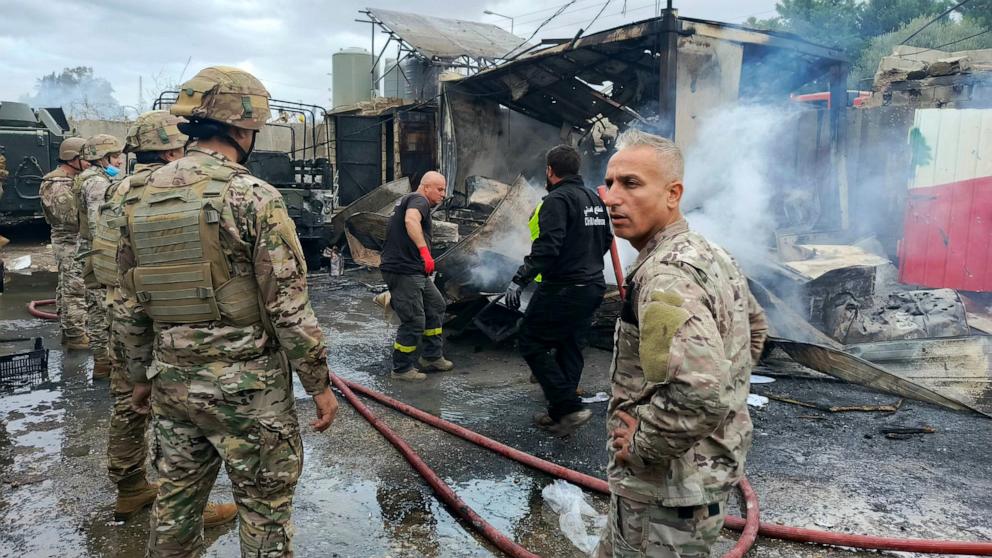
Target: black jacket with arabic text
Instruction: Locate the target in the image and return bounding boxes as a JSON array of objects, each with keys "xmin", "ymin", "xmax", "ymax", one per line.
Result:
[{"xmin": 512, "ymin": 175, "xmax": 613, "ymax": 287}]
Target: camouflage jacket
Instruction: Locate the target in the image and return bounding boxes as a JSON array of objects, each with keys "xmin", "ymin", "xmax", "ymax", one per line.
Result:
[
  {"xmin": 39, "ymin": 166, "xmax": 79, "ymax": 235},
  {"xmin": 106, "ymin": 163, "xmax": 154, "ymax": 206},
  {"xmin": 607, "ymin": 218, "xmax": 768, "ymax": 506},
  {"xmin": 75, "ymin": 166, "xmax": 115, "ymax": 243},
  {"xmin": 117, "ymin": 145, "xmax": 331, "ymax": 396}
]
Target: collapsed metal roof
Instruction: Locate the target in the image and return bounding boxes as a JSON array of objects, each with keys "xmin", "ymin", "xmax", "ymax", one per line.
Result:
[
  {"xmin": 364, "ymin": 8, "xmax": 525, "ymax": 61},
  {"xmin": 453, "ymin": 14, "xmax": 848, "ymax": 131}
]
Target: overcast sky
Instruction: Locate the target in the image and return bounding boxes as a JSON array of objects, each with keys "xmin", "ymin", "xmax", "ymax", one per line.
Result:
[{"xmin": 0, "ymin": 0, "xmax": 777, "ymax": 112}]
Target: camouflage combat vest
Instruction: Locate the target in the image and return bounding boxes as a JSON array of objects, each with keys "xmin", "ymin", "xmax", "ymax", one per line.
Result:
[
  {"xmin": 39, "ymin": 167, "xmax": 79, "ymax": 232},
  {"xmin": 75, "ymin": 166, "xmax": 115, "ymax": 241},
  {"xmin": 124, "ymin": 158, "xmax": 263, "ymax": 326},
  {"xmin": 92, "ymin": 167, "xmax": 152, "ymax": 287}
]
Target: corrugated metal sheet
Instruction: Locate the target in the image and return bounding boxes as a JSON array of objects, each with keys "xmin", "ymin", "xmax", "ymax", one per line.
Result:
[
  {"xmin": 366, "ymin": 9, "xmax": 524, "ymax": 60},
  {"xmin": 900, "ymin": 108, "xmax": 992, "ymax": 291}
]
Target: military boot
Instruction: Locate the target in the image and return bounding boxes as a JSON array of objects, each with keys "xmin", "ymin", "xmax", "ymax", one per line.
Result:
[
  {"xmin": 63, "ymin": 334, "xmax": 91, "ymax": 351},
  {"xmin": 391, "ymin": 368, "xmax": 427, "ymax": 382},
  {"xmin": 203, "ymin": 502, "xmax": 238, "ymax": 528},
  {"xmin": 418, "ymin": 356, "xmax": 454, "ymax": 372},
  {"xmin": 114, "ymin": 476, "xmax": 159, "ymax": 521},
  {"xmin": 92, "ymin": 358, "xmax": 111, "ymax": 380}
]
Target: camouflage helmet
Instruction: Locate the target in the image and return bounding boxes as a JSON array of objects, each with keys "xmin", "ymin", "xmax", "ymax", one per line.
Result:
[
  {"xmin": 171, "ymin": 66, "xmax": 270, "ymax": 131},
  {"xmin": 125, "ymin": 110, "xmax": 188, "ymax": 153},
  {"xmin": 82, "ymin": 134, "xmax": 125, "ymax": 161},
  {"xmin": 58, "ymin": 137, "xmax": 87, "ymax": 161}
]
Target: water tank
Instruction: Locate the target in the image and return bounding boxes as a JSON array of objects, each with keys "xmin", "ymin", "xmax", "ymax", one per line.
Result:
[
  {"xmin": 332, "ymin": 47, "xmax": 374, "ymax": 109},
  {"xmin": 402, "ymin": 58, "xmax": 442, "ymax": 101},
  {"xmin": 382, "ymin": 58, "xmax": 403, "ymax": 99}
]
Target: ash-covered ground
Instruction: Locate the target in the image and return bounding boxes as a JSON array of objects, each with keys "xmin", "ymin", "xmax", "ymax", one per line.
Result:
[{"xmin": 0, "ymin": 264, "xmax": 989, "ymax": 558}]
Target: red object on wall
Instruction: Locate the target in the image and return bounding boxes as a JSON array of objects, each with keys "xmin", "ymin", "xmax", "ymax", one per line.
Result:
[{"xmin": 899, "ymin": 175, "xmax": 992, "ymax": 291}]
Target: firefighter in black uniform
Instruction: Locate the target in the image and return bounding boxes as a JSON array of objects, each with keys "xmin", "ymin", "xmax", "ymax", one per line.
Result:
[{"xmin": 504, "ymin": 145, "xmax": 613, "ymax": 435}]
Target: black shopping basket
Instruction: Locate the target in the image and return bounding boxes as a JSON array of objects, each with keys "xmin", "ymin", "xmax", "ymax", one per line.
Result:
[{"xmin": 0, "ymin": 337, "xmax": 49, "ymax": 392}]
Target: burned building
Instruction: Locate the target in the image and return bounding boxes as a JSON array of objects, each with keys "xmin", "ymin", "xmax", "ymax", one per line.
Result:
[
  {"xmin": 329, "ymin": 9, "xmax": 525, "ymax": 205},
  {"xmin": 432, "ymin": 11, "xmax": 850, "ymax": 298}
]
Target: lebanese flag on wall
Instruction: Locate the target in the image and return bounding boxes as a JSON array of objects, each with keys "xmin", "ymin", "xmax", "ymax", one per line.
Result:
[{"xmin": 900, "ymin": 109, "xmax": 992, "ymax": 292}]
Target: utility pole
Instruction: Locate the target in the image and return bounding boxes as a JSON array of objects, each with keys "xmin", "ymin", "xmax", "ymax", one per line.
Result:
[{"xmin": 137, "ymin": 75, "xmax": 144, "ymax": 112}]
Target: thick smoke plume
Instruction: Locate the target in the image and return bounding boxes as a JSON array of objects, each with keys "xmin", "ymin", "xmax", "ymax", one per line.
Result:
[
  {"xmin": 681, "ymin": 104, "xmax": 799, "ymax": 270},
  {"xmin": 19, "ymin": 66, "xmax": 124, "ymax": 120},
  {"xmin": 466, "ymin": 179, "xmax": 546, "ymax": 291},
  {"xmin": 610, "ymin": 104, "xmax": 798, "ymax": 275}
]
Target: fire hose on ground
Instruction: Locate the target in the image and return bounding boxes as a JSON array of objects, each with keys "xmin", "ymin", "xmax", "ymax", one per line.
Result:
[
  {"xmin": 334, "ymin": 375, "xmax": 992, "ymax": 557},
  {"xmin": 27, "ymin": 288, "xmax": 992, "ymax": 554},
  {"xmin": 27, "ymin": 299, "xmax": 58, "ymax": 320}
]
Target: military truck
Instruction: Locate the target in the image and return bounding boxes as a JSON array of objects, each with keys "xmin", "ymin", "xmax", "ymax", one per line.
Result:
[
  {"xmin": 245, "ymin": 150, "xmax": 334, "ymax": 269},
  {"xmin": 154, "ymin": 92, "xmax": 335, "ymax": 268},
  {"xmin": 0, "ymin": 101, "xmax": 71, "ymax": 223}
]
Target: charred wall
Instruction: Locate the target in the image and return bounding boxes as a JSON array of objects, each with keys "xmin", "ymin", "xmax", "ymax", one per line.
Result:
[{"xmin": 442, "ymin": 87, "xmax": 563, "ymax": 196}]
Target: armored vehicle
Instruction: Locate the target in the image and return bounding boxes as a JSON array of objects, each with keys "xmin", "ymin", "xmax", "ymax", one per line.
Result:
[
  {"xmin": 245, "ymin": 150, "xmax": 334, "ymax": 268},
  {"xmin": 0, "ymin": 101, "xmax": 71, "ymax": 222}
]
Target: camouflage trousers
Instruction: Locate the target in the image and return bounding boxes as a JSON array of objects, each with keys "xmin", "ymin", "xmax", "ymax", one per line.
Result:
[
  {"xmin": 51, "ymin": 231, "xmax": 86, "ymax": 339},
  {"xmin": 85, "ymin": 285, "xmax": 109, "ymax": 362},
  {"xmin": 595, "ymin": 494, "xmax": 728, "ymax": 557},
  {"xmin": 148, "ymin": 355, "xmax": 303, "ymax": 558},
  {"xmin": 105, "ymin": 287, "xmax": 149, "ymax": 484}
]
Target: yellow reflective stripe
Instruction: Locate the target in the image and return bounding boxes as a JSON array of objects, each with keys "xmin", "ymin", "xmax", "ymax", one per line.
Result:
[
  {"xmin": 393, "ymin": 342, "xmax": 417, "ymax": 353},
  {"xmin": 528, "ymin": 202, "xmax": 542, "ymax": 241},
  {"xmin": 529, "ymin": 202, "xmax": 543, "ymax": 283},
  {"xmin": 423, "ymin": 328, "xmax": 442, "ymax": 337}
]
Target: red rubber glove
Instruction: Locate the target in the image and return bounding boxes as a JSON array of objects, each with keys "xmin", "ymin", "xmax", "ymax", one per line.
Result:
[{"xmin": 419, "ymin": 246, "xmax": 435, "ymax": 275}]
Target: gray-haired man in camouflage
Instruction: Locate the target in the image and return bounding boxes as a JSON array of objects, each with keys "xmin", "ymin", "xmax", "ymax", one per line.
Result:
[{"xmin": 596, "ymin": 130, "xmax": 767, "ymax": 557}]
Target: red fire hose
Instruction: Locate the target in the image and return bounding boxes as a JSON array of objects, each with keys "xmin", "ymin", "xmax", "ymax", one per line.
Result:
[
  {"xmin": 329, "ymin": 374, "xmax": 539, "ymax": 558},
  {"xmin": 338, "ymin": 376, "xmax": 759, "ymax": 557},
  {"xmin": 26, "ymin": 288, "xmax": 992, "ymax": 554},
  {"xmin": 337, "ymin": 376, "xmax": 992, "ymax": 556},
  {"xmin": 596, "ymin": 185, "xmax": 626, "ymax": 300},
  {"xmin": 28, "ymin": 299, "xmax": 58, "ymax": 320}
]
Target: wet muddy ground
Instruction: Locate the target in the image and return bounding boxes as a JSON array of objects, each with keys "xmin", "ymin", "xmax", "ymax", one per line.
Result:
[{"xmin": 0, "ymin": 264, "xmax": 990, "ymax": 557}]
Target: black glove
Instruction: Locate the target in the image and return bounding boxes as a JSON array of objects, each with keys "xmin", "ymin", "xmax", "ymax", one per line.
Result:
[{"xmin": 503, "ymin": 282, "xmax": 523, "ymax": 310}]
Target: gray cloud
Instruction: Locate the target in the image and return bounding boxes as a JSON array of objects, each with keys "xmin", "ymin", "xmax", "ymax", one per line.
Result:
[{"xmin": 0, "ymin": 0, "xmax": 775, "ymax": 111}]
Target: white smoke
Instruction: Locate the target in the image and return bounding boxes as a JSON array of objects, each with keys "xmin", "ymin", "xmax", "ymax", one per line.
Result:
[
  {"xmin": 681, "ymin": 104, "xmax": 798, "ymax": 269},
  {"xmin": 466, "ymin": 179, "xmax": 546, "ymax": 290},
  {"xmin": 603, "ymin": 104, "xmax": 798, "ymax": 278},
  {"xmin": 19, "ymin": 67, "xmax": 124, "ymax": 120}
]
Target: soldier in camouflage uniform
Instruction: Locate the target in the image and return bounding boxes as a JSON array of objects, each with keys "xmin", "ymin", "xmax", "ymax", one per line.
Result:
[
  {"xmin": 121, "ymin": 67, "xmax": 339, "ymax": 558},
  {"xmin": 39, "ymin": 137, "xmax": 90, "ymax": 349},
  {"xmin": 91, "ymin": 110, "xmax": 238, "ymax": 527},
  {"xmin": 596, "ymin": 130, "xmax": 768, "ymax": 557},
  {"xmin": 77, "ymin": 133, "xmax": 126, "ymax": 378}
]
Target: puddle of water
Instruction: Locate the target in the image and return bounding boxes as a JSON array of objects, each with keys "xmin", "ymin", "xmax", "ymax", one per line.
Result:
[{"xmin": 0, "ymin": 271, "xmax": 605, "ymax": 557}]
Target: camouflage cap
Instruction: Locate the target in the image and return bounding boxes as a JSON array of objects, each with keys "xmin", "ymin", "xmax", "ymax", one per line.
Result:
[
  {"xmin": 125, "ymin": 110, "xmax": 188, "ymax": 153},
  {"xmin": 82, "ymin": 134, "xmax": 125, "ymax": 161},
  {"xmin": 58, "ymin": 137, "xmax": 87, "ymax": 160},
  {"xmin": 171, "ymin": 66, "xmax": 270, "ymax": 131}
]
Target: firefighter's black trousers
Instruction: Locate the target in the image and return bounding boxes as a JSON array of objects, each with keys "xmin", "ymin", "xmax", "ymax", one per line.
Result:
[
  {"xmin": 517, "ymin": 282, "xmax": 606, "ymax": 421},
  {"xmin": 383, "ymin": 272, "xmax": 446, "ymax": 372}
]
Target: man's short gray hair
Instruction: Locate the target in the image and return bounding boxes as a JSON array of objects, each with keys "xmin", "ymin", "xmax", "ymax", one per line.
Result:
[{"xmin": 615, "ymin": 128, "xmax": 684, "ymax": 181}]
